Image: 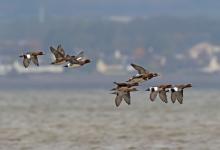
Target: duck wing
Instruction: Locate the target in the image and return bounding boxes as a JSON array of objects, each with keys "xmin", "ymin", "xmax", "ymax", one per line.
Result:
[
  {"xmin": 23, "ymin": 57, "xmax": 31, "ymax": 68},
  {"xmin": 159, "ymin": 90, "xmax": 168, "ymax": 103},
  {"xmin": 131, "ymin": 63, "xmax": 149, "ymax": 74},
  {"xmin": 122, "ymin": 92, "xmax": 131, "ymax": 105},
  {"xmin": 150, "ymin": 91, "xmax": 158, "ymax": 102},
  {"xmin": 75, "ymin": 51, "xmax": 84, "ymax": 61},
  {"xmin": 176, "ymin": 90, "xmax": 183, "ymax": 104},
  {"xmin": 31, "ymin": 55, "xmax": 39, "ymax": 66},
  {"xmin": 127, "ymin": 75, "xmax": 145, "ymax": 84},
  {"xmin": 50, "ymin": 46, "xmax": 60, "ymax": 58},
  {"xmin": 68, "ymin": 57, "xmax": 79, "ymax": 64},
  {"xmin": 50, "ymin": 45, "xmax": 65, "ymax": 58},
  {"xmin": 115, "ymin": 92, "xmax": 123, "ymax": 107},
  {"xmin": 57, "ymin": 44, "xmax": 65, "ymax": 56},
  {"xmin": 58, "ymin": 47, "xmax": 65, "ymax": 57},
  {"xmin": 114, "ymin": 82, "xmax": 137, "ymax": 88},
  {"xmin": 57, "ymin": 44, "xmax": 61, "ymax": 50},
  {"xmin": 171, "ymin": 91, "xmax": 177, "ymax": 103}
]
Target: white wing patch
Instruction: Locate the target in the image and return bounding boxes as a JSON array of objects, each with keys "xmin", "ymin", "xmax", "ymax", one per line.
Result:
[
  {"xmin": 26, "ymin": 54, "xmax": 31, "ymax": 59},
  {"xmin": 76, "ymin": 57, "xmax": 83, "ymax": 61},
  {"xmin": 154, "ymin": 87, "xmax": 159, "ymax": 91},
  {"xmin": 174, "ymin": 87, "xmax": 179, "ymax": 92},
  {"xmin": 135, "ymin": 73, "xmax": 140, "ymax": 77}
]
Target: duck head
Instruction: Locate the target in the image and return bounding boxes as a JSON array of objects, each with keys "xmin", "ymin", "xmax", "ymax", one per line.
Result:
[
  {"xmin": 152, "ymin": 73, "xmax": 160, "ymax": 77},
  {"xmin": 185, "ymin": 83, "xmax": 192, "ymax": 88},
  {"xmin": 37, "ymin": 51, "xmax": 45, "ymax": 55},
  {"xmin": 84, "ymin": 59, "xmax": 91, "ymax": 64}
]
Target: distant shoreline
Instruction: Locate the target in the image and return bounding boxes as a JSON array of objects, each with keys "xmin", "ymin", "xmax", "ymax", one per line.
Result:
[{"xmin": 0, "ymin": 72, "xmax": 219, "ymax": 90}]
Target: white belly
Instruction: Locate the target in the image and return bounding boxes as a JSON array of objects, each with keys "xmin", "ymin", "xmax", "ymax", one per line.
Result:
[{"xmin": 68, "ymin": 63, "xmax": 81, "ymax": 68}]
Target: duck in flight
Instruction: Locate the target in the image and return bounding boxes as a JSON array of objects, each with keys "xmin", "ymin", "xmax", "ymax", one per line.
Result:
[
  {"xmin": 19, "ymin": 50, "xmax": 45, "ymax": 68},
  {"xmin": 145, "ymin": 84, "xmax": 172, "ymax": 103},
  {"xmin": 170, "ymin": 84, "xmax": 192, "ymax": 104},
  {"xmin": 127, "ymin": 63, "xmax": 159, "ymax": 84},
  {"xmin": 111, "ymin": 87, "xmax": 138, "ymax": 107},
  {"xmin": 50, "ymin": 44, "xmax": 68, "ymax": 65},
  {"xmin": 64, "ymin": 51, "xmax": 91, "ymax": 68}
]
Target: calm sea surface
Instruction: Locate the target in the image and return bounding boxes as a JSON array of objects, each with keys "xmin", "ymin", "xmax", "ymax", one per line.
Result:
[{"xmin": 0, "ymin": 90, "xmax": 219, "ymax": 150}]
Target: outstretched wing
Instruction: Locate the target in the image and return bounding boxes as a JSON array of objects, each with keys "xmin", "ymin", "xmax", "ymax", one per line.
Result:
[
  {"xmin": 56, "ymin": 44, "xmax": 65, "ymax": 57},
  {"xmin": 50, "ymin": 46, "xmax": 59, "ymax": 58},
  {"xmin": 150, "ymin": 91, "xmax": 158, "ymax": 102},
  {"xmin": 23, "ymin": 57, "xmax": 31, "ymax": 68},
  {"xmin": 159, "ymin": 90, "xmax": 168, "ymax": 103},
  {"xmin": 131, "ymin": 63, "xmax": 148, "ymax": 74},
  {"xmin": 113, "ymin": 82, "xmax": 128, "ymax": 87},
  {"xmin": 171, "ymin": 92, "xmax": 177, "ymax": 103},
  {"xmin": 176, "ymin": 91, "xmax": 183, "ymax": 104},
  {"xmin": 122, "ymin": 92, "xmax": 131, "ymax": 105},
  {"xmin": 68, "ymin": 57, "xmax": 79, "ymax": 64},
  {"xmin": 127, "ymin": 76, "xmax": 144, "ymax": 84},
  {"xmin": 50, "ymin": 46, "xmax": 65, "ymax": 59},
  {"xmin": 31, "ymin": 55, "xmax": 39, "ymax": 66},
  {"xmin": 115, "ymin": 93, "xmax": 123, "ymax": 107},
  {"xmin": 58, "ymin": 47, "xmax": 65, "ymax": 57},
  {"xmin": 76, "ymin": 51, "xmax": 84, "ymax": 61}
]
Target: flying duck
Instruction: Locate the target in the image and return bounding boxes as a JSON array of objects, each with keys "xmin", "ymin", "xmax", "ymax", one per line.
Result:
[
  {"xmin": 127, "ymin": 63, "xmax": 159, "ymax": 84},
  {"xmin": 146, "ymin": 84, "xmax": 172, "ymax": 103},
  {"xmin": 50, "ymin": 44, "xmax": 67, "ymax": 65},
  {"xmin": 112, "ymin": 87, "xmax": 138, "ymax": 107},
  {"xmin": 170, "ymin": 84, "xmax": 192, "ymax": 104},
  {"xmin": 64, "ymin": 51, "xmax": 91, "ymax": 68},
  {"xmin": 19, "ymin": 51, "xmax": 45, "ymax": 68}
]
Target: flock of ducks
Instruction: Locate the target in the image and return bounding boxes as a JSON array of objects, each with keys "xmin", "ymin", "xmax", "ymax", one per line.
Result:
[
  {"xmin": 111, "ymin": 63, "xmax": 192, "ymax": 107},
  {"xmin": 19, "ymin": 44, "xmax": 192, "ymax": 107},
  {"xmin": 19, "ymin": 44, "xmax": 91, "ymax": 68}
]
